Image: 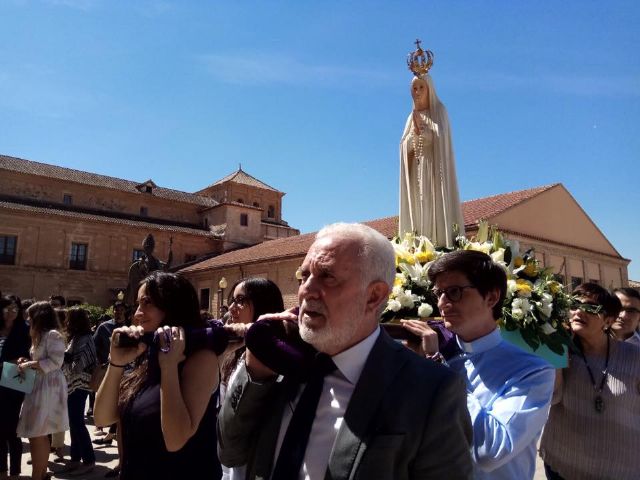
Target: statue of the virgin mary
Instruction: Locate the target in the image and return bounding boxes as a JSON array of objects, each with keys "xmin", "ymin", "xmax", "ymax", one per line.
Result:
[{"xmin": 399, "ymin": 40, "xmax": 464, "ymax": 246}]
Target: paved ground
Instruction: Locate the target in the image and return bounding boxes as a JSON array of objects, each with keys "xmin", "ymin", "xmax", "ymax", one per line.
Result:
[
  {"xmin": 15, "ymin": 415, "xmax": 548, "ymax": 479},
  {"xmin": 17, "ymin": 416, "xmax": 120, "ymax": 480}
]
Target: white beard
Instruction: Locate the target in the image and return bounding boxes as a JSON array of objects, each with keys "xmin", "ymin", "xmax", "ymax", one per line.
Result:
[{"xmin": 299, "ymin": 301, "xmax": 363, "ymax": 354}]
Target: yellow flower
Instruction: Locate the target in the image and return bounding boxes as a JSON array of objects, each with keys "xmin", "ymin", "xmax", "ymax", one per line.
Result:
[
  {"xmin": 515, "ymin": 279, "xmax": 533, "ymax": 297},
  {"xmin": 548, "ymin": 281, "xmax": 561, "ymax": 295},
  {"xmin": 514, "ymin": 257, "xmax": 524, "ymax": 268},
  {"xmin": 523, "ymin": 261, "xmax": 537, "ymax": 277},
  {"xmin": 394, "ymin": 274, "xmax": 405, "ymax": 288},
  {"xmin": 415, "ymin": 250, "xmax": 434, "ymax": 263}
]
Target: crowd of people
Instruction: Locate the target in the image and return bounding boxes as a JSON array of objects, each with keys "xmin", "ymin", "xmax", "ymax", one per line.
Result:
[{"xmin": 1, "ymin": 222, "xmax": 640, "ymax": 479}]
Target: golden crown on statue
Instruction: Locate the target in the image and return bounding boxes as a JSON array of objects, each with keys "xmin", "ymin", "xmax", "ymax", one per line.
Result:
[{"xmin": 407, "ymin": 39, "xmax": 434, "ymax": 77}]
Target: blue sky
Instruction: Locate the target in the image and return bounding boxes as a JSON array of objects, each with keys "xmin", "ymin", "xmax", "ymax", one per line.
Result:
[{"xmin": 1, "ymin": 1, "xmax": 638, "ymax": 279}]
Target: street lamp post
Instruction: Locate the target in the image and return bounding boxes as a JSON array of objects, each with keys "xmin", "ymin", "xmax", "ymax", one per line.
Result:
[{"xmin": 218, "ymin": 277, "xmax": 228, "ymax": 318}]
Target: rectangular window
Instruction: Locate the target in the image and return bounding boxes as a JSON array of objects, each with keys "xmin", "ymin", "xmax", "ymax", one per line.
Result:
[
  {"xmin": 63, "ymin": 194, "xmax": 73, "ymax": 205},
  {"xmin": 69, "ymin": 243, "xmax": 88, "ymax": 270},
  {"xmin": 200, "ymin": 288, "xmax": 210, "ymax": 311},
  {"xmin": 240, "ymin": 213, "xmax": 248, "ymax": 226},
  {"xmin": 0, "ymin": 235, "xmax": 17, "ymax": 265},
  {"xmin": 132, "ymin": 249, "xmax": 145, "ymax": 262},
  {"xmin": 140, "ymin": 206, "xmax": 148, "ymax": 217}
]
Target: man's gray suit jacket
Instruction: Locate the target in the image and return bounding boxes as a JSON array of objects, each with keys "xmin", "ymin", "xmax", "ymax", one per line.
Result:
[{"xmin": 218, "ymin": 329, "xmax": 473, "ymax": 480}]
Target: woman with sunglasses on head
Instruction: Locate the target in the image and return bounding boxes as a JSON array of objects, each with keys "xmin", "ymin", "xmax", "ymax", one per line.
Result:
[
  {"xmin": 219, "ymin": 277, "xmax": 284, "ymax": 480},
  {"xmin": 0, "ymin": 295, "xmax": 31, "ymax": 479},
  {"xmin": 94, "ymin": 271, "xmax": 233, "ymax": 480},
  {"xmin": 540, "ymin": 282, "xmax": 640, "ymax": 480}
]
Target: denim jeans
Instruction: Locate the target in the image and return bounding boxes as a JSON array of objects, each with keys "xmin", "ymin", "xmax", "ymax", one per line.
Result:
[{"xmin": 68, "ymin": 389, "xmax": 95, "ymax": 464}]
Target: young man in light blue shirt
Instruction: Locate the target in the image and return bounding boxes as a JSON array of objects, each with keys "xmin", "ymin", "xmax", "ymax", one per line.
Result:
[{"xmin": 426, "ymin": 250, "xmax": 555, "ymax": 480}]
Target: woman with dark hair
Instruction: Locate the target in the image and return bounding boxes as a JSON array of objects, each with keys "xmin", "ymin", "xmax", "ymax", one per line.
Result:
[
  {"xmin": 94, "ymin": 272, "xmax": 231, "ymax": 480},
  {"xmin": 0, "ymin": 295, "xmax": 31, "ymax": 478},
  {"xmin": 57, "ymin": 307, "xmax": 97, "ymax": 476},
  {"xmin": 540, "ymin": 283, "xmax": 640, "ymax": 479},
  {"xmin": 220, "ymin": 277, "xmax": 284, "ymax": 480},
  {"xmin": 16, "ymin": 301, "xmax": 68, "ymax": 480}
]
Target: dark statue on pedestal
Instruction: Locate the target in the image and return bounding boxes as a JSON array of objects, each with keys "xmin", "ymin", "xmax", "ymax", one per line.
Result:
[{"xmin": 125, "ymin": 234, "xmax": 173, "ymax": 306}]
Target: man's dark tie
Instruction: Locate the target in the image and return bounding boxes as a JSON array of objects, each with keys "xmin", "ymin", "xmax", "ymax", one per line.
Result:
[{"xmin": 271, "ymin": 352, "xmax": 337, "ymax": 480}]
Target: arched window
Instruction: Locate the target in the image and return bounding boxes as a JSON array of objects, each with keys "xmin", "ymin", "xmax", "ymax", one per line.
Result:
[
  {"xmin": 267, "ymin": 205, "xmax": 275, "ymax": 218},
  {"xmin": 237, "ymin": 198, "xmax": 244, "ymax": 204},
  {"xmin": 253, "ymin": 202, "xmax": 260, "ymax": 208}
]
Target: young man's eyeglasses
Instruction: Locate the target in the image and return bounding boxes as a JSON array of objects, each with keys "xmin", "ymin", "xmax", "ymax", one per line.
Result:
[
  {"xmin": 432, "ymin": 285, "xmax": 476, "ymax": 303},
  {"xmin": 570, "ymin": 300, "xmax": 603, "ymax": 315},
  {"xmin": 229, "ymin": 295, "xmax": 250, "ymax": 308}
]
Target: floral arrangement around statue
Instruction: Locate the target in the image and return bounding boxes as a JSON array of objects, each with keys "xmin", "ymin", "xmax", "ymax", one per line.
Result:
[{"xmin": 381, "ymin": 221, "xmax": 573, "ymax": 356}]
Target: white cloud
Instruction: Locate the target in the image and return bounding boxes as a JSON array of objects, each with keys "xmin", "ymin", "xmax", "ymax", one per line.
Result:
[{"xmin": 197, "ymin": 52, "xmax": 393, "ymax": 88}]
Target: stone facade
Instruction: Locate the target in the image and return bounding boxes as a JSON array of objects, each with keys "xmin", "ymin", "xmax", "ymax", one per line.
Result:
[{"xmin": 0, "ymin": 155, "xmax": 299, "ymax": 305}]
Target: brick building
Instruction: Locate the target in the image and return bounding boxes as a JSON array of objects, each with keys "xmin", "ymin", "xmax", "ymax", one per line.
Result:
[
  {"xmin": 0, "ymin": 154, "xmax": 298, "ymax": 305},
  {"xmin": 179, "ymin": 184, "xmax": 630, "ymax": 314}
]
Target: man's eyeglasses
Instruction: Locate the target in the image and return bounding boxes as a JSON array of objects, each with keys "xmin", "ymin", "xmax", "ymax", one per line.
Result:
[
  {"xmin": 620, "ymin": 307, "xmax": 640, "ymax": 316},
  {"xmin": 432, "ymin": 285, "xmax": 476, "ymax": 303},
  {"xmin": 570, "ymin": 300, "xmax": 603, "ymax": 315},
  {"xmin": 229, "ymin": 295, "xmax": 250, "ymax": 308},
  {"xmin": 3, "ymin": 305, "xmax": 18, "ymax": 313}
]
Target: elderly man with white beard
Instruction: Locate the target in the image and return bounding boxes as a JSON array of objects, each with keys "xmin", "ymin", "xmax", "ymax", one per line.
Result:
[{"xmin": 217, "ymin": 222, "xmax": 472, "ymax": 480}]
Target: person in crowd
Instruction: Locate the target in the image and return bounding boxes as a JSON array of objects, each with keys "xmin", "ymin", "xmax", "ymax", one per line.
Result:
[
  {"xmin": 92, "ymin": 301, "xmax": 128, "ymax": 446},
  {"xmin": 218, "ymin": 223, "xmax": 473, "ymax": 479},
  {"xmin": 94, "ymin": 272, "xmax": 231, "ymax": 480},
  {"xmin": 540, "ymin": 283, "xmax": 640, "ymax": 479},
  {"xmin": 611, "ymin": 287, "xmax": 640, "ymax": 347},
  {"xmin": 49, "ymin": 308, "xmax": 68, "ymax": 462},
  {"xmin": 48, "ymin": 296, "xmax": 65, "ymax": 309},
  {"xmin": 21, "ymin": 299, "xmax": 34, "ymax": 326},
  {"xmin": 410, "ymin": 250, "xmax": 555, "ymax": 479},
  {"xmin": 0, "ymin": 295, "xmax": 31, "ymax": 478},
  {"xmin": 56, "ymin": 307, "xmax": 97, "ymax": 476},
  {"xmin": 219, "ymin": 277, "xmax": 284, "ymax": 480},
  {"xmin": 16, "ymin": 302, "xmax": 69, "ymax": 480}
]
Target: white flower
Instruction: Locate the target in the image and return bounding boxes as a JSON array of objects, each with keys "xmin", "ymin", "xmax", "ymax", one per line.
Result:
[
  {"xmin": 512, "ymin": 298, "xmax": 530, "ymax": 320},
  {"xmin": 391, "ymin": 285, "xmax": 404, "ymax": 297},
  {"xmin": 506, "ymin": 279, "xmax": 518, "ymax": 298},
  {"xmin": 540, "ymin": 322, "xmax": 557, "ymax": 335},
  {"xmin": 418, "ymin": 303, "xmax": 433, "ymax": 318},
  {"xmin": 398, "ymin": 289, "xmax": 419, "ymax": 309},
  {"xmin": 491, "ymin": 248, "xmax": 505, "ymax": 265},
  {"xmin": 399, "ymin": 262, "xmax": 430, "ymax": 288},
  {"xmin": 387, "ymin": 299, "xmax": 402, "ymax": 312}
]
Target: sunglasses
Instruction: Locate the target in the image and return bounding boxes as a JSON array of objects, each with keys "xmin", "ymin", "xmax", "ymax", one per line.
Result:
[
  {"xmin": 570, "ymin": 300, "xmax": 603, "ymax": 315},
  {"xmin": 229, "ymin": 295, "xmax": 250, "ymax": 308},
  {"xmin": 432, "ymin": 285, "xmax": 476, "ymax": 303}
]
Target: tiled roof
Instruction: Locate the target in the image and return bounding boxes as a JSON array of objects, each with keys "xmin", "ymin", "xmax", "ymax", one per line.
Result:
[
  {"xmin": 201, "ymin": 168, "xmax": 281, "ymax": 193},
  {"xmin": 462, "ymin": 184, "xmax": 558, "ymax": 226},
  {"xmin": 180, "ymin": 185, "xmax": 561, "ymax": 273},
  {"xmin": 0, "ymin": 154, "xmax": 218, "ymax": 208},
  {"xmin": 0, "ymin": 200, "xmax": 215, "ymax": 237}
]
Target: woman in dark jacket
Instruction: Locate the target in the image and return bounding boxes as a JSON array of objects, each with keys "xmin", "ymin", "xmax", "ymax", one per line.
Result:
[{"xmin": 0, "ymin": 295, "xmax": 31, "ymax": 478}]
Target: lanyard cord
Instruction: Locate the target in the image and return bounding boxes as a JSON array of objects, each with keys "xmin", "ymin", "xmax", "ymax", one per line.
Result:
[{"xmin": 578, "ymin": 335, "xmax": 610, "ymax": 394}]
